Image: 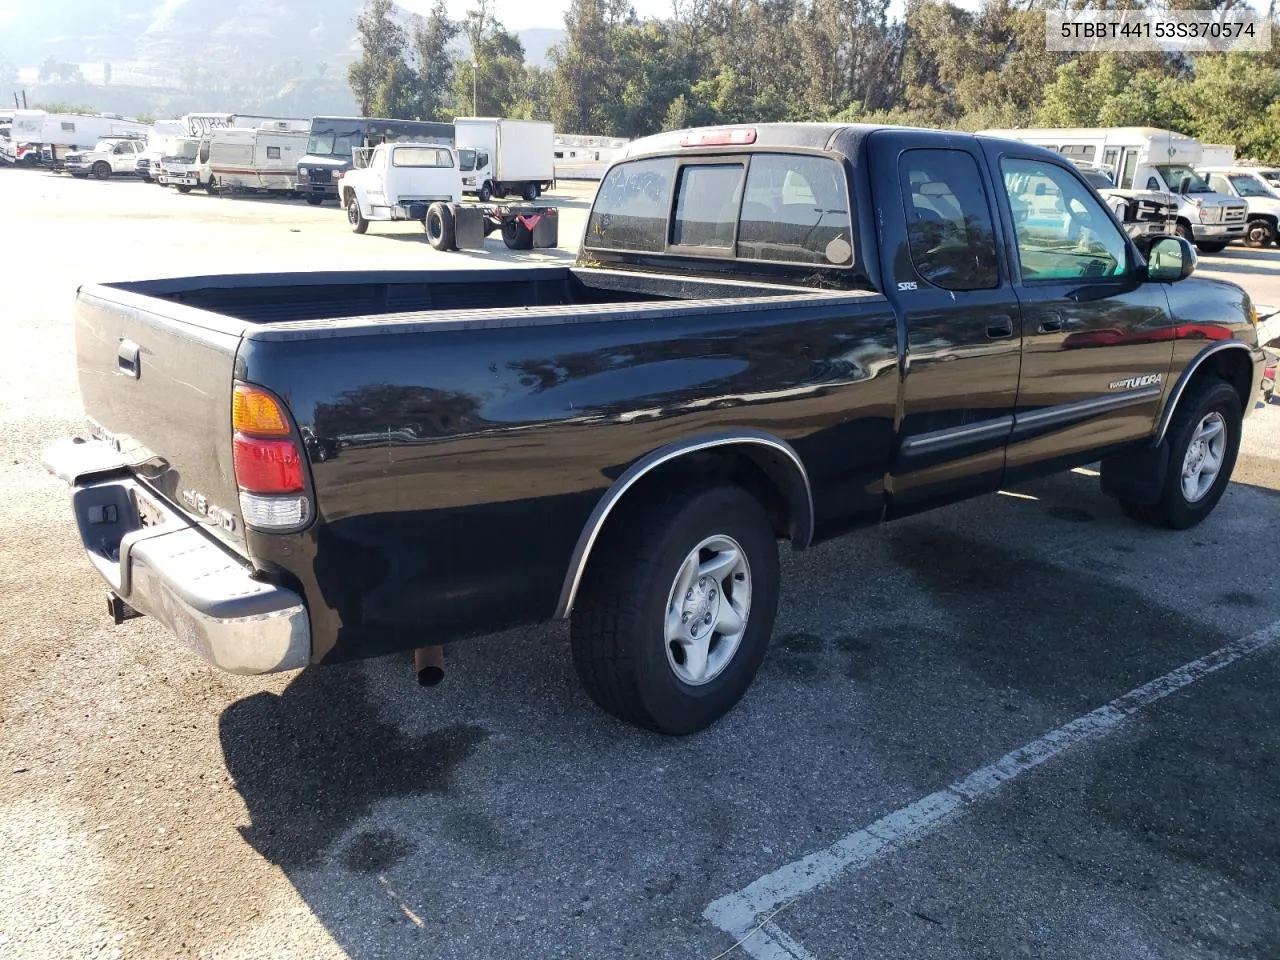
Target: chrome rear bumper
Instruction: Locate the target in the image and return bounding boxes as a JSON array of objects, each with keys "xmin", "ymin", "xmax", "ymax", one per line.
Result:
[{"xmin": 42, "ymin": 437, "xmax": 310, "ymax": 675}]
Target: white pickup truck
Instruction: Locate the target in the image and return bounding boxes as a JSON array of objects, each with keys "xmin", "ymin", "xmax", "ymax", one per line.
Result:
[
  {"xmin": 64, "ymin": 138, "xmax": 147, "ymax": 179},
  {"xmin": 337, "ymin": 141, "xmax": 559, "ymax": 252}
]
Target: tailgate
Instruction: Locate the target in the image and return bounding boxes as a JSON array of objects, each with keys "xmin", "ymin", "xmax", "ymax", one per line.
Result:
[{"xmin": 74, "ymin": 286, "xmax": 247, "ymax": 555}]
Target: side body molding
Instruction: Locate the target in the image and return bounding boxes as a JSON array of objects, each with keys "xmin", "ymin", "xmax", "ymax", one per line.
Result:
[
  {"xmin": 1154, "ymin": 341, "xmax": 1254, "ymax": 446},
  {"xmin": 554, "ymin": 430, "xmax": 815, "ymax": 619}
]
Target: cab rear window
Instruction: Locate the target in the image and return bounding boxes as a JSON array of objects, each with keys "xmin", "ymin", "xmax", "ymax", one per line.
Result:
[
  {"xmin": 392, "ymin": 146, "xmax": 453, "ymax": 168},
  {"xmin": 585, "ymin": 153, "xmax": 854, "ymax": 266}
]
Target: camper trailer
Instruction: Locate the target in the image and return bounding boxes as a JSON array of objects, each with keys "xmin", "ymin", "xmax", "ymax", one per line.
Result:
[
  {"xmin": 978, "ymin": 126, "xmax": 1248, "ymax": 252},
  {"xmin": 207, "ymin": 121, "xmax": 310, "ymax": 194},
  {"xmin": 5, "ymin": 110, "xmax": 149, "ymax": 167}
]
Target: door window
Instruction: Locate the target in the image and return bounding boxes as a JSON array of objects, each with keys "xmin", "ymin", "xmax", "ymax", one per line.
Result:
[
  {"xmin": 1002, "ymin": 158, "xmax": 1129, "ymax": 281},
  {"xmin": 899, "ymin": 149, "xmax": 999, "ymax": 290}
]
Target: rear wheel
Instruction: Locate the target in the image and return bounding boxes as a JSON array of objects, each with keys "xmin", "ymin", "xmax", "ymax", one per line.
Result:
[
  {"xmin": 521, "ymin": 182, "xmax": 539, "ymax": 202},
  {"xmin": 205, "ymin": 176, "xmax": 219, "ymax": 195},
  {"xmin": 424, "ymin": 202, "xmax": 456, "ymax": 251},
  {"xmin": 347, "ymin": 196, "xmax": 369, "ymax": 234},
  {"xmin": 92, "ymin": 161, "xmax": 111, "ymax": 181},
  {"xmin": 1119, "ymin": 380, "xmax": 1241, "ymax": 529},
  {"xmin": 570, "ymin": 485, "xmax": 780, "ymax": 735},
  {"xmin": 501, "ymin": 217, "xmax": 534, "ymax": 250},
  {"xmin": 1245, "ymin": 219, "xmax": 1274, "ymax": 248}
]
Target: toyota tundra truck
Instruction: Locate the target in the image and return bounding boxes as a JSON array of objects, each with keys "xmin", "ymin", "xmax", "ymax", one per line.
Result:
[{"xmin": 44, "ymin": 123, "xmax": 1265, "ymax": 735}]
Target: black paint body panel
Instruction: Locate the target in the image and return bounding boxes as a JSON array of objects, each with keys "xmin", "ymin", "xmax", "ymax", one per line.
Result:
[{"xmin": 68, "ymin": 125, "xmax": 1263, "ymax": 666}]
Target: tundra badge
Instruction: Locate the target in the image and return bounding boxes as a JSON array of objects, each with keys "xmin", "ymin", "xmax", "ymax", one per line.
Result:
[{"xmin": 1109, "ymin": 373, "xmax": 1163, "ymax": 391}]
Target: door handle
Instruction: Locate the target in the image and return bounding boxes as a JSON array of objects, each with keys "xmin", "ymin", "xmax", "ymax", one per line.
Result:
[
  {"xmin": 117, "ymin": 339, "xmax": 140, "ymax": 378},
  {"xmin": 1038, "ymin": 316, "xmax": 1064, "ymax": 334},
  {"xmin": 986, "ymin": 316, "xmax": 1014, "ymax": 340}
]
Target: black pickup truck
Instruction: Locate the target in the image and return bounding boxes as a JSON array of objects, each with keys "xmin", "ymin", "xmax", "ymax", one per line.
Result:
[{"xmin": 45, "ymin": 123, "xmax": 1265, "ymax": 735}]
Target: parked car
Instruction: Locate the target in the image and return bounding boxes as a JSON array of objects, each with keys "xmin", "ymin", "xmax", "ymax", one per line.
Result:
[
  {"xmin": 64, "ymin": 137, "xmax": 148, "ymax": 180},
  {"xmin": 1202, "ymin": 166, "xmax": 1280, "ymax": 248},
  {"xmin": 43, "ymin": 123, "xmax": 1265, "ymax": 735}
]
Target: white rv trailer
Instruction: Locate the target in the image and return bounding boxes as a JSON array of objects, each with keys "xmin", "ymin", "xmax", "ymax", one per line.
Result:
[
  {"xmin": 206, "ymin": 121, "xmax": 310, "ymax": 194},
  {"xmin": 9, "ymin": 110, "xmax": 148, "ymax": 156},
  {"xmin": 979, "ymin": 126, "xmax": 1249, "ymax": 252}
]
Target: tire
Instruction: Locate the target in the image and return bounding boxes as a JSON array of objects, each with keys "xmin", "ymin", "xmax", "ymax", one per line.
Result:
[
  {"xmin": 205, "ymin": 178, "xmax": 219, "ymax": 195},
  {"xmin": 71, "ymin": 172, "xmax": 88, "ymax": 179},
  {"xmin": 501, "ymin": 218, "xmax": 534, "ymax": 250},
  {"xmin": 570, "ymin": 485, "xmax": 781, "ymax": 735},
  {"xmin": 1175, "ymin": 221, "xmax": 1194, "ymax": 245},
  {"xmin": 477, "ymin": 181, "xmax": 493, "ymax": 203},
  {"xmin": 92, "ymin": 162, "xmax": 111, "ymax": 181},
  {"xmin": 347, "ymin": 196, "xmax": 369, "ymax": 234},
  {"xmin": 1196, "ymin": 241, "xmax": 1228, "ymax": 254},
  {"xmin": 1245, "ymin": 219, "xmax": 1274, "ymax": 248},
  {"xmin": 424, "ymin": 202, "xmax": 456, "ymax": 251},
  {"xmin": 521, "ymin": 182, "xmax": 539, "ymax": 202},
  {"xmin": 176, "ymin": 185, "xmax": 192, "ymax": 194},
  {"xmin": 305, "ymin": 195, "xmax": 324, "ymax": 206},
  {"xmin": 1123, "ymin": 380, "xmax": 1242, "ymax": 529}
]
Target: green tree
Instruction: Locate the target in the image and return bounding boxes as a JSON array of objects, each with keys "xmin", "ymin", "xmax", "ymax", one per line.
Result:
[
  {"xmin": 348, "ymin": 0, "xmax": 412, "ymax": 117},
  {"xmin": 1184, "ymin": 55, "xmax": 1280, "ymax": 160},
  {"xmin": 453, "ymin": 1, "xmax": 529, "ymax": 117},
  {"xmin": 411, "ymin": 0, "xmax": 459, "ymax": 121}
]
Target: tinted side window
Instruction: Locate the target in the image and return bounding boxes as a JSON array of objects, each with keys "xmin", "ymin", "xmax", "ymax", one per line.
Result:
[
  {"xmin": 672, "ymin": 163, "xmax": 744, "ymax": 249},
  {"xmin": 899, "ymin": 149, "xmax": 999, "ymax": 290},
  {"xmin": 738, "ymin": 154, "xmax": 853, "ymax": 265},
  {"xmin": 1002, "ymin": 158, "xmax": 1128, "ymax": 281},
  {"xmin": 586, "ymin": 157, "xmax": 676, "ymax": 253}
]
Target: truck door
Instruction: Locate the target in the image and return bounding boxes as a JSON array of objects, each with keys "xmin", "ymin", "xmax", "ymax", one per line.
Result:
[
  {"xmin": 868, "ymin": 130, "xmax": 1022, "ymax": 513},
  {"xmin": 983, "ymin": 145, "xmax": 1175, "ymax": 482}
]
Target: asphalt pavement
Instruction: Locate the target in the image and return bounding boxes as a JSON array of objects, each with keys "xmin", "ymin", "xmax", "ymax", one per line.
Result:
[{"xmin": 2, "ymin": 168, "xmax": 1279, "ymax": 960}]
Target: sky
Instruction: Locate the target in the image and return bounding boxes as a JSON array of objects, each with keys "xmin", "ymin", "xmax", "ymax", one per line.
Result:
[{"xmin": 413, "ymin": 0, "xmax": 1270, "ymax": 32}]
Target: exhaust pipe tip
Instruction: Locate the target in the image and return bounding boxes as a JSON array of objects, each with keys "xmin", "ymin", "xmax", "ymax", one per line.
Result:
[{"xmin": 413, "ymin": 645, "xmax": 445, "ymax": 687}]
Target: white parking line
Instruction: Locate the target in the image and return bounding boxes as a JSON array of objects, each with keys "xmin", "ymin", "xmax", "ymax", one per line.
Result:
[{"xmin": 704, "ymin": 617, "xmax": 1280, "ymax": 959}]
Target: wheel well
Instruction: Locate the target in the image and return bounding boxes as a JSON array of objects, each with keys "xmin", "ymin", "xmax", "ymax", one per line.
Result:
[
  {"xmin": 1250, "ymin": 213, "xmax": 1278, "ymax": 227},
  {"xmin": 1183, "ymin": 347, "xmax": 1253, "ymax": 415},
  {"xmin": 557, "ymin": 440, "xmax": 813, "ymax": 618},
  {"xmin": 342, "ymin": 186, "xmax": 355, "ymax": 205}
]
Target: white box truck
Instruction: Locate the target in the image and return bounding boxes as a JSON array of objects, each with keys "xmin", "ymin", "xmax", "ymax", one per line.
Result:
[{"xmin": 454, "ymin": 117, "xmax": 555, "ymax": 202}]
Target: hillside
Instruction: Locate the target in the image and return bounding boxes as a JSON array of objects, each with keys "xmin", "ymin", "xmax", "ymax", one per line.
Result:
[{"xmin": 0, "ymin": 1, "xmax": 563, "ymax": 118}]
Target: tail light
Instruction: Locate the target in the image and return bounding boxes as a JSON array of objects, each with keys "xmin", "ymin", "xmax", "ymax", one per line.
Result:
[{"xmin": 232, "ymin": 383, "xmax": 312, "ymax": 530}]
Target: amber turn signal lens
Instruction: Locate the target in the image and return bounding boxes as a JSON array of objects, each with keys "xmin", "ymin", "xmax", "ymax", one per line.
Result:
[{"xmin": 233, "ymin": 383, "xmax": 291, "ymax": 436}]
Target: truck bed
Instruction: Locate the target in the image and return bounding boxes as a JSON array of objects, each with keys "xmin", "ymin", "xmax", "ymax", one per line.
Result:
[{"xmin": 100, "ymin": 266, "xmax": 806, "ymax": 326}]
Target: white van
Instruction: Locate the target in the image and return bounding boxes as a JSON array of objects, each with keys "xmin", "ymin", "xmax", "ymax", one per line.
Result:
[{"xmin": 979, "ymin": 126, "xmax": 1249, "ymax": 252}]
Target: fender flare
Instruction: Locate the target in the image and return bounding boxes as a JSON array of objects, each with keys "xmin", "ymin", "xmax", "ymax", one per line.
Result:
[
  {"xmin": 1153, "ymin": 341, "xmax": 1255, "ymax": 446},
  {"xmin": 554, "ymin": 430, "xmax": 815, "ymax": 619}
]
